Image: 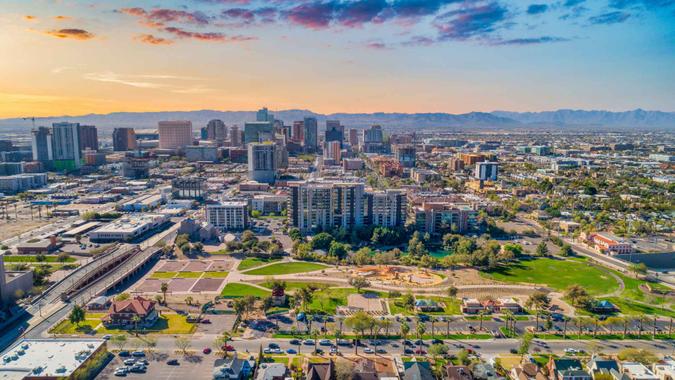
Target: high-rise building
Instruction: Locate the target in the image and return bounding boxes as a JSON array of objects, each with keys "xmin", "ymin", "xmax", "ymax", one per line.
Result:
[
  {"xmin": 291, "ymin": 121, "xmax": 304, "ymax": 143},
  {"xmin": 78, "ymin": 125, "xmax": 98, "ymax": 152},
  {"xmin": 244, "ymin": 121, "xmax": 274, "ymax": 145},
  {"xmin": 448, "ymin": 157, "xmax": 464, "ymax": 172},
  {"xmin": 158, "ymin": 121, "xmax": 193, "ymax": 149},
  {"xmin": 303, "ymin": 117, "xmax": 318, "ymax": 153},
  {"xmin": 247, "ymin": 143, "xmax": 278, "ymax": 184},
  {"xmin": 205, "ymin": 119, "xmax": 227, "ymax": 143},
  {"xmin": 393, "ymin": 144, "xmax": 416, "ymax": 168},
  {"xmin": 256, "ymin": 107, "xmax": 274, "ymax": 122},
  {"xmin": 325, "ymin": 140, "xmax": 342, "ymax": 162},
  {"xmin": 31, "ymin": 127, "xmax": 53, "ymax": 163},
  {"xmin": 229, "ymin": 125, "xmax": 242, "ymax": 147},
  {"xmin": 288, "ymin": 179, "xmax": 364, "ymax": 232},
  {"xmin": 112, "ymin": 128, "xmax": 137, "ymax": 152},
  {"xmin": 51, "ymin": 122, "xmax": 81, "ymax": 170},
  {"xmin": 206, "ymin": 201, "xmax": 249, "ymax": 230},
  {"xmin": 411, "ymin": 202, "xmax": 476, "ymax": 235},
  {"xmin": 361, "ymin": 125, "xmax": 384, "ymax": 153},
  {"xmin": 365, "ymin": 189, "xmax": 407, "ymax": 228},
  {"xmin": 476, "ymin": 162, "xmax": 498, "ymax": 181},
  {"xmin": 325, "ymin": 120, "xmax": 344, "ymax": 147},
  {"xmin": 348, "ymin": 128, "xmax": 359, "ymax": 147}
]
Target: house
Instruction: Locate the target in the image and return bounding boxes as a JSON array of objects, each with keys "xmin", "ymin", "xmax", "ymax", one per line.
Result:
[
  {"xmin": 652, "ymin": 357, "xmax": 675, "ymax": 380},
  {"xmin": 462, "ymin": 298, "xmax": 484, "ymax": 314},
  {"xmin": 255, "ymin": 362, "xmax": 290, "ymax": 380},
  {"xmin": 547, "ymin": 358, "xmax": 592, "ymax": 380},
  {"xmin": 213, "ymin": 353, "xmax": 254, "ymax": 380},
  {"xmin": 102, "ymin": 296, "xmax": 158, "ymax": 328},
  {"xmin": 510, "ymin": 363, "xmax": 548, "ymax": 380},
  {"xmin": 587, "ymin": 355, "xmax": 619, "ymax": 379},
  {"xmin": 415, "ymin": 299, "xmax": 442, "ymax": 312},
  {"xmin": 474, "ymin": 363, "xmax": 505, "ymax": 380},
  {"xmin": 446, "ymin": 365, "xmax": 474, "ymax": 380},
  {"xmin": 588, "ymin": 232, "xmax": 633, "ymax": 255},
  {"xmin": 620, "ymin": 362, "xmax": 659, "ymax": 380},
  {"xmin": 86, "ymin": 296, "xmax": 110, "ymax": 311},
  {"xmin": 305, "ymin": 360, "xmax": 334, "ymax": 380},
  {"xmin": 404, "ymin": 361, "xmax": 434, "ymax": 380}
]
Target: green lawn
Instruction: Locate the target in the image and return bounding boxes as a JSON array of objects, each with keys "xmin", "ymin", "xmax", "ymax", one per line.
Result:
[
  {"xmin": 204, "ymin": 271, "xmax": 229, "ymax": 278},
  {"xmin": 482, "ymin": 257, "xmax": 620, "ymax": 295},
  {"xmin": 243, "ymin": 262, "xmax": 327, "ymax": 276},
  {"xmin": 49, "ymin": 313, "xmax": 195, "ymax": 335},
  {"xmin": 220, "ymin": 283, "xmax": 271, "ymax": 298},
  {"xmin": 388, "ymin": 296, "xmax": 460, "ymax": 316},
  {"xmin": 150, "ymin": 271, "xmax": 177, "ymax": 279},
  {"xmin": 260, "ymin": 281, "xmax": 330, "ymax": 292},
  {"xmin": 237, "ymin": 257, "xmax": 282, "ymax": 271},
  {"xmin": 175, "ymin": 271, "xmax": 202, "ymax": 278},
  {"xmin": 4, "ymin": 255, "xmax": 76, "ymax": 263},
  {"xmin": 305, "ymin": 288, "xmax": 385, "ymax": 314}
]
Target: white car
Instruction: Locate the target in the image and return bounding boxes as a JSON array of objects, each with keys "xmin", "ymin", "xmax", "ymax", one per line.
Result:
[
  {"xmin": 363, "ymin": 348, "xmax": 374, "ymax": 354},
  {"xmin": 564, "ymin": 348, "xmax": 578, "ymax": 354}
]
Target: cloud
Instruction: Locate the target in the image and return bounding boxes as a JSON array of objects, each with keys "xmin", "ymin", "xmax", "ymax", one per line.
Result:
[
  {"xmin": 494, "ymin": 36, "xmax": 570, "ymax": 45},
  {"xmin": 609, "ymin": 0, "xmax": 674, "ymax": 9},
  {"xmin": 221, "ymin": 7, "xmax": 278, "ymax": 25},
  {"xmin": 401, "ymin": 35, "xmax": 437, "ymax": 46},
  {"xmin": 527, "ymin": 4, "xmax": 549, "ymax": 14},
  {"xmin": 119, "ymin": 7, "xmax": 211, "ymax": 28},
  {"xmin": 44, "ymin": 28, "xmax": 95, "ymax": 40},
  {"xmin": 283, "ymin": 2, "xmax": 337, "ymax": 29},
  {"xmin": 54, "ymin": 15, "xmax": 71, "ymax": 21},
  {"xmin": 24, "ymin": 15, "xmax": 37, "ymax": 21},
  {"xmin": 588, "ymin": 11, "xmax": 631, "ymax": 24},
  {"xmin": 83, "ymin": 72, "xmax": 167, "ymax": 88},
  {"xmin": 434, "ymin": 2, "xmax": 509, "ymax": 41},
  {"xmin": 163, "ymin": 26, "xmax": 255, "ymax": 42},
  {"xmin": 563, "ymin": 0, "xmax": 586, "ymax": 6},
  {"xmin": 364, "ymin": 40, "xmax": 389, "ymax": 49},
  {"xmin": 135, "ymin": 34, "xmax": 174, "ymax": 45}
]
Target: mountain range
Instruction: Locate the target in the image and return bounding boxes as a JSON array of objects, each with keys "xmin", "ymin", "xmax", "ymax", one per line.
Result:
[{"xmin": 0, "ymin": 109, "xmax": 672, "ymax": 134}]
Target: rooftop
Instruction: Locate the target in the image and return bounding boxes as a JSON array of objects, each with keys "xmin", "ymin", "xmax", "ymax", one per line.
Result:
[{"xmin": 0, "ymin": 339, "xmax": 105, "ymax": 379}]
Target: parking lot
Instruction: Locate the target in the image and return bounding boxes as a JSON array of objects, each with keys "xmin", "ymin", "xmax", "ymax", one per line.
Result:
[{"xmin": 97, "ymin": 353, "xmax": 216, "ymax": 379}]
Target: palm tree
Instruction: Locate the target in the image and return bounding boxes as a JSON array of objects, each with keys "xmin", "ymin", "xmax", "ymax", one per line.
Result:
[
  {"xmin": 160, "ymin": 282, "xmax": 168, "ymax": 305},
  {"xmin": 478, "ymin": 310, "xmax": 487, "ymax": 331},
  {"xmin": 562, "ymin": 316, "xmax": 569, "ymax": 339},
  {"xmin": 416, "ymin": 320, "xmax": 426, "ymax": 339},
  {"xmin": 381, "ymin": 318, "xmax": 392, "ymax": 337},
  {"xmin": 131, "ymin": 315, "xmax": 141, "ymax": 336},
  {"xmin": 502, "ymin": 310, "xmax": 514, "ymax": 336},
  {"xmin": 446, "ymin": 316, "xmax": 453, "ymax": 337},
  {"xmin": 185, "ymin": 296, "xmax": 193, "ymax": 307},
  {"xmin": 430, "ymin": 316, "xmax": 437, "ymax": 338},
  {"xmin": 400, "ymin": 322, "xmax": 410, "ymax": 355},
  {"xmin": 592, "ymin": 316, "xmax": 599, "ymax": 337}
]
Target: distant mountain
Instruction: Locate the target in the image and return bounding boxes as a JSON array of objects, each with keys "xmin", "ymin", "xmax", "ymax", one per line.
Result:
[
  {"xmin": 0, "ymin": 108, "xmax": 672, "ymax": 135},
  {"xmin": 492, "ymin": 109, "xmax": 675, "ymax": 129}
]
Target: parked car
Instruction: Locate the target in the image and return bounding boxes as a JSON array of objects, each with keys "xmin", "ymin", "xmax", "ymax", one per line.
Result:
[
  {"xmin": 404, "ymin": 348, "xmax": 414, "ymax": 355},
  {"xmin": 363, "ymin": 348, "xmax": 374, "ymax": 354},
  {"xmin": 167, "ymin": 359, "xmax": 180, "ymax": 366},
  {"xmin": 102, "ymin": 335, "xmax": 112, "ymax": 340},
  {"xmin": 131, "ymin": 351, "xmax": 145, "ymax": 357},
  {"xmin": 289, "ymin": 339, "xmax": 300, "ymax": 345},
  {"xmin": 123, "ymin": 359, "xmax": 136, "ymax": 366},
  {"xmin": 376, "ymin": 348, "xmax": 387, "ymax": 354},
  {"xmin": 319, "ymin": 339, "xmax": 332, "ymax": 346},
  {"xmin": 303, "ymin": 339, "xmax": 315, "ymax": 346},
  {"xmin": 114, "ymin": 369, "xmax": 127, "ymax": 377},
  {"xmin": 415, "ymin": 349, "xmax": 427, "ymax": 355},
  {"xmin": 222, "ymin": 344, "xmax": 235, "ymax": 352},
  {"xmin": 201, "ymin": 319, "xmax": 211, "ymax": 324},
  {"xmin": 431, "ymin": 339, "xmax": 444, "ymax": 345},
  {"xmin": 203, "ymin": 347, "xmax": 212, "ymax": 354},
  {"xmin": 129, "ymin": 364, "xmax": 147, "ymax": 373},
  {"xmin": 118, "ymin": 351, "xmax": 130, "ymax": 357},
  {"xmin": 268, "ymin": 343, "xmax": 280, "ymax": 349},
  {"xmin": 286, "ymin": 349, "xmax": 297, "ymax": 354}
]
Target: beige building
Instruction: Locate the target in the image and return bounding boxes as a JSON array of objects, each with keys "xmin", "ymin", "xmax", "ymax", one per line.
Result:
[{"xmin": 158, "ymin": 121, "xmax": 193, "ymax": 149}]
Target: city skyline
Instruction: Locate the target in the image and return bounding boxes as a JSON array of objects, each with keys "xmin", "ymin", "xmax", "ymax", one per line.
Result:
[{"xmin": 1, "ymin": 0, "xmax": 674, "ymax": 118}]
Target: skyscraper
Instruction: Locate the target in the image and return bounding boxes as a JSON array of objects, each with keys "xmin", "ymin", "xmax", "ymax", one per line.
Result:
[
  {"xmin": 361, "ymin": 125, "xmax": 384, "ymax": 153},
  {"xmin": 78, "ymin": 125, "xmax": 98, "ymax": 152},
  {"xmin": 256, "ymin": 107, "xmax": 274, "ymax": 122},
  {"xmin": 158, "ymin": 121, "xmax": 193, "ymax": 149},
  {"xmin": 244, "ymin": 121, "xmax": 274, "ymax": 145},
  {"xmin": 365, "ymin": 189, "xmax": 407, "ymax": 227},
  {"xmin": 288, "ymin": 179, "xmax": 364, "ymax": 232},
  {"xmin": 51, "ymin": 122, "xmax": 81, "ymax": 170},
  {"xmin": 348, "ymin": 128, "xmax": 359, "ymax": 147},
  {"xmin": 325, "ymin": 120, "xmax": 344, "ymax": 148},
  {"xmin": 393, "ymin": 144, "xmax": 416, "ymax": 168},
  {"xmin": 247, "ymin": 143, "xmax": 278, "ymax": 184},
  {"xmin": 112, "ymin": 128, "xmax": 137, "ymax": 151},
  {"xmin": 31, "ymin": 126, "xmax": 53, "ymax": 164},
  {"xmin": 205, "ymin": 119, "xmax": 227, "ymax": 143},
  {"xmin": 291, "ymin": 121, "xmax": 304, "ymax": 143},
  {"xmin": 303, "ymin": 117, "xmax": 318, "ymax": 153},
  {"xmin": 325, "ymin": 140, "xmax": 342, "ymax": 162},
  {"xmin": 229, "ymin": 125, "xmax": 242, "ymax": 147},
  {"xmin": 476, "ymin": 162, "xmax": 499, "ymax": 181}
]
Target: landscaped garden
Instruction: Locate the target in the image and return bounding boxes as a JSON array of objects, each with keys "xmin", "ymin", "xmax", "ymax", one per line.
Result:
[
  {"xmin": 481, "ymin": 257, "xmax": 620, "ymax": 295},
  {"xmin": 237, "ymin": 257, "xmax": 282, "ymax": 271},
  {"xmin": 242, "ymin": 261, "xmax": 328, "ymax": 276},
  {"xmin": 220, "ymin": 283, "xmax": 271, "ymax": 298},
  {"xmin": 49, "ymin": 313, "xmax": 195, "ymax": 335}
]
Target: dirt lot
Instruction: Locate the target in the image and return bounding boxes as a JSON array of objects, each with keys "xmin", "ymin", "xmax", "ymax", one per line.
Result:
[{"xmin": 0, "ymin": 219, "xmax": 50, "ymax": 241}]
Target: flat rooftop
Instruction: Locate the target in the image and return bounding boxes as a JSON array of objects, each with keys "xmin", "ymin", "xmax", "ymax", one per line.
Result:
[{"xmin": 0, "ymin": 339, "xmax": 106, "ymax": 379}]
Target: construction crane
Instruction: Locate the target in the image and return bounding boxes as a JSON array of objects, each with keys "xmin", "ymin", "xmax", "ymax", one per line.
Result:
[{"xmin": 22, "ymin": 117, "xmax": 36, "ymax": 129}]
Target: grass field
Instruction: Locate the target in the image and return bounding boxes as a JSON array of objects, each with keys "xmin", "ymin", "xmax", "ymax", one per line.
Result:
[
  {"xmin": 175, "ymin": 271, "xmax": 202, "ymax": 278},
  {"xmin": 306, "ymin": 288, "xmax": 385, "ymax": 314},
  {"xmin": 203, "ymin": 271, "xmax": 229, "ymax": 278},
  {"xmin": 49, "ymin": 313, "xmax": 195, "ymax": 335},
  {"xmin": 243, "ymin": 261, "xmax": 327, "ymax": 276},
  {"xmin": 3, "ymin": 255, "xmax": 76, "ymax": 263},
  {"xmin": 237, "ymin": 257, "xmax": 281, "ymax": 271},
  {"xmin": 150, "ymin": 271, "xmax": 178, "ymax": 279},
  {"xmin": 482, "ymin": 257, "xmax": 620, "ymax": 295},
  {"xmin": 260, "ymin": 281, "xmax": 330, "ymax": 292},
  {"xmin": 220, "ymin": 283, "xmax": 271, "ymax": 298}
]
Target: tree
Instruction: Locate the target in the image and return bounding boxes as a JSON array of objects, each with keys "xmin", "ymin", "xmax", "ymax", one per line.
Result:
[
  {"xmin": 345, "ymin": 311, "xmax": 373, "ymax": 355},
  {"xmin": 311, "ymin": 232, "xmax": 334, "ymax": 250},
  {"xmin": 518, "ymin": 332, "xmax": 533, "ymax": 358},
  {"xmin": 629, "ymin": 263, "xmax": 648, "ymax": 278},
  {"xmin": 400, "ymin": 321, "xmax": 410, "ymax": 354},
  {"xmin": 457, "ymin": 349, "xmax": 470, "ymax": 365},
  {"xmin": 447, "ymin": 285, "xmax": 458, "ymax": 298},
  {"xmin": 349, "ymin": 277, "xmax": 371, "ymax": 293},
  {"xmin": 559, "ymin": 244, "xmax": 573, "ymax": 257},
  {"xmin": 174, "ymin": 337, "xmax": 191, "ymax": 355},
  {"xmin": 526, "ymin": 292, "xmax": 551, "ymax": 332},
  {"xmin": 110, "ymin": 335, "xmax": 127, "ymax": 352},
  {"xmin": 428, "ymin": 343, "xmax": 449, "ymax": 360},
  {"xmin": 131, "ymin": 315, "xmax": 141, "ymax": 336},
  {"xmin": 415, "ymin": 320, "xmax": 426, "ymax": 339},
  {"xmin": 214, "ymin": 332, "xmax": 232, "ymax": 357},
  {"xmin": 402, "ymin": 293, "xmax": 415, "ymax": 311},
  {"xmin": 160, "ymin": 282, "xmax": 169, "ymax": 305},
  {"xmin": 535, "ymin": 241, "xmax": 549, "ymax": 257},
  {"xmin": 328, "ymin": 241, "xmax": 349, "ymax": 259},
  {"xmin": 185, "ymin": 296, "xmax": 193, "ymax": 306},
  {"xmin": 352, "ymin": 247, "xmax": 373, "ymax": 266},
  {"xmin": 288, "ymin": 228, "xmax": 302, "ymax": 242},
  {"xmin": 69, "ymin": 305, "xmax": 85, "ymax": 327},
  {"xmin": 564, "ymin": 285, "xmax": 594, "ymax": 310}
]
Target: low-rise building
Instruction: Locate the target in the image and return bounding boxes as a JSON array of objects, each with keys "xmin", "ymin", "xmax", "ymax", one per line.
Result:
[
  {"xmin": 206, "ymin": 201, "xmax": 249, "ymax": 231},
  {"xmin": 89, "ymin": 214, "xmax": 169, "ymax": 242},
  {"xmin": 620, "ymin": 362, "xmax": 659, "ymax": 380},
  {"xmin": 588, "ymin": 232, "xmax": 633, "ymax": 255},
  {"xmin": 251, "ymin": 194, "xmax": 287, "ymax": 215},
  {"xmin": 547, "ymin": 358, "xmax": 591, "ymax": 380},
  {"xmin": 102, "ymin": 296, "xmax": 158, "ymax": 328}
]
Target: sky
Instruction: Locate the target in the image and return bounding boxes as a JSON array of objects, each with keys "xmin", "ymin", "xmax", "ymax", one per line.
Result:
[{"xmin": 0, "ymin": 0, "xmax": 673, "ymax": 118}]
